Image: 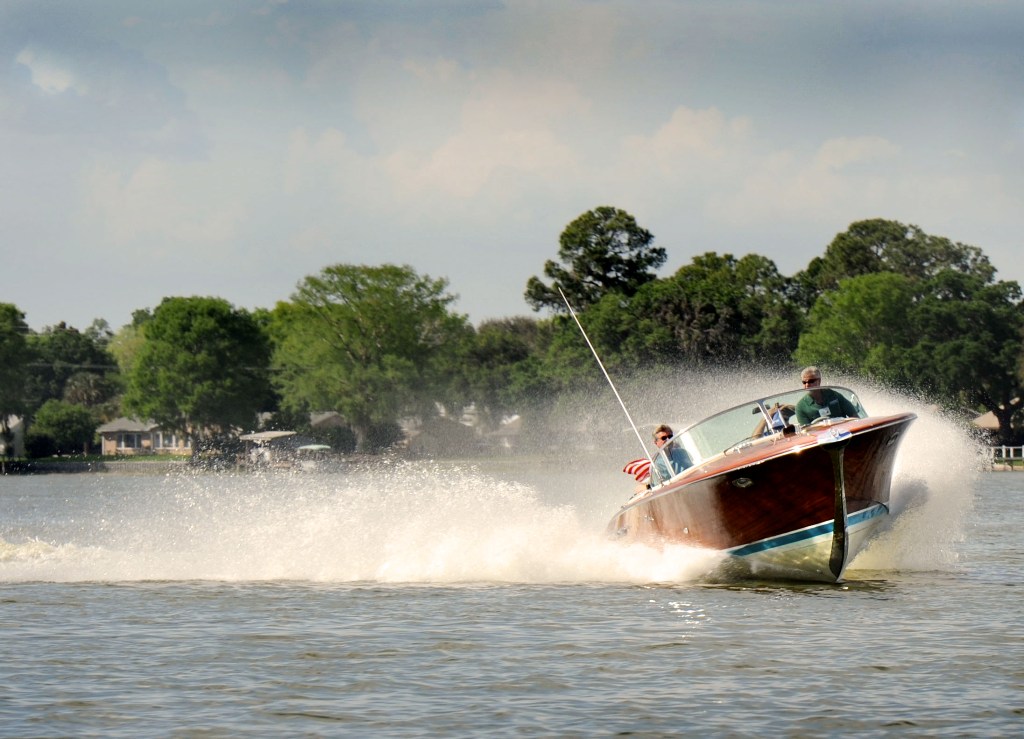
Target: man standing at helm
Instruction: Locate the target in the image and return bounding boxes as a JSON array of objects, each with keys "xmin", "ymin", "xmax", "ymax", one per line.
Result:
[{"xmin": 795, "ymin": 366, "xmax": 860, "ymax": 425}]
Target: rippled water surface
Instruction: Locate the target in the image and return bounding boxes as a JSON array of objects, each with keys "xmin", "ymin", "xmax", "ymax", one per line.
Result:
[{"xmin": 1, "ymin": 390, "xmax": 1021, "ymax": 736}]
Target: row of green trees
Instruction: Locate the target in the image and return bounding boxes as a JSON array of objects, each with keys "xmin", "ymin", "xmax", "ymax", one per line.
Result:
[
  {"xmin": 531, "ymin": 212, "xmax": 1023, "ymax": 440},
  {"xmin": 2, "ymin": 209, "xmax": 1022, "ymax": 459}
]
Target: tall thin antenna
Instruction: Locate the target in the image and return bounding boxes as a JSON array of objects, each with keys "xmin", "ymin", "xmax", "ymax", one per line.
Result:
[{"xmin": 558, "ymin": 288, "xmax": 653, "ymax": 462}]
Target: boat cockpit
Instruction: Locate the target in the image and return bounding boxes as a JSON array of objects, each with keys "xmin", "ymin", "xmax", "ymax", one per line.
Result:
[{"xmin": 648, "ymin": 386, "xmax": 867, "ymax": 487}]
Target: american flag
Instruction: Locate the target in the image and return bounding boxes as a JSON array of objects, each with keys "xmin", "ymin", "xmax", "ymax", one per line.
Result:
[{"xmin": 623, "ymin": 458, "xmax": 651, "ymax": 482}]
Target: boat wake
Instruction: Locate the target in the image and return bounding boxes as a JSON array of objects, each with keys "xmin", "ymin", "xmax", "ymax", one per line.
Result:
[
  {"xmin": 846, "ymin": 388, "xmax": 980, "ymax": 574},
  {"xmin": 0, "ymin": 370, "xmax": 980, "ymax": 585},
  {"xmin": 0, "ymin": 461, "xmax": 724, "ymax": 584}
]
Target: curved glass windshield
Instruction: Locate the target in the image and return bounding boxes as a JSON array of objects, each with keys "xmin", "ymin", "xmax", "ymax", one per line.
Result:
[{"xmin": 653, "ymin": 386, "xmax": 866, "ymax": 480}]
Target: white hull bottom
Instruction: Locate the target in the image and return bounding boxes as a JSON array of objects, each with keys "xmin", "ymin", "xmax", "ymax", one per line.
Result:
[{"xmin": 721, "ymin": 504, "xmax": 889, "ymax": 583}]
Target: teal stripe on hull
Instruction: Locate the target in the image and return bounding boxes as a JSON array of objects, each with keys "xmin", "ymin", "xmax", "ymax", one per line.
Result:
[{"xmin": 728, "ymin": 504, "xmax": 888, "ymax": 558}]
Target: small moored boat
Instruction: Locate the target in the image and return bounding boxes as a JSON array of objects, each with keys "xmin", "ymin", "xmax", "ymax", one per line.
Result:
[{"xmin": 609, "ymin": 386, "xmax": 916, "ymax": 582}]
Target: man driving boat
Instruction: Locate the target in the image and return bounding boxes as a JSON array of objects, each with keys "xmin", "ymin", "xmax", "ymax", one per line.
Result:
[{"xmin": 795, "ymin": 366, "xmax": 859, "ymax": 425}]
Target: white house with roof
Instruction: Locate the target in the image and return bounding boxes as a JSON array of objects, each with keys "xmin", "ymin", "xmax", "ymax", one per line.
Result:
[{"xmin": 96, "ymin": 418, "xmax": 192, "ymax": 456}]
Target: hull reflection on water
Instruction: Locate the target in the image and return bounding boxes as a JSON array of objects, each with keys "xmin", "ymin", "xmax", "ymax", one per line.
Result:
[{"xmin": 608, "ymin": 386, "xmax": 916, "ymax": 583}]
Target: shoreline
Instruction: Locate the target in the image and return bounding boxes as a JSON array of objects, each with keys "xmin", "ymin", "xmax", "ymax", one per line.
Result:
[{"xmin": 989, "ymin": 464, "xmax": 1023, "ymax": 472}]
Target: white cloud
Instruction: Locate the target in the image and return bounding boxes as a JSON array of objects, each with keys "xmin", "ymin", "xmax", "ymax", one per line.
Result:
[
  {"xmin": 384, "ymin": 75, "xmax": 585, "ymax": 201},
  {"xmin": 284, "ymin": 127, "xmax": 362, "ymax": 196},
  {"xmin": 617, "ymin": 106, "xmax": 754, "ymax": 197},
  {"xmin": 403, "ymin": 57, "xmax": 460, "ymax": 85},
  {"xmin": 282, "ymin": 64, "xmax": 589, "ymax": 215},
  {"xmin": 624, "ymin": 107, "xmax": 752, "ymax": 166},
  {"xmin": 706, "ymin": 137, "xmax": 902, "ymax": 227},
  {"xmin": 15, "ymin": 47, "xmax": 83, "ymax": 95},
  {"xmin": 812, "ymin": 136, "xmax": 901, "ymax": 171},
  {"xmin": 80, "ymin": 158, "xmax": 248, "ymax": 255}
]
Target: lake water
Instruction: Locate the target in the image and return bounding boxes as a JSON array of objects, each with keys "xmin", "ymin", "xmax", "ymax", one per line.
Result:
[{"xmin": 1, "ymin": 392, "xmax": 1021, "ymax": 736}]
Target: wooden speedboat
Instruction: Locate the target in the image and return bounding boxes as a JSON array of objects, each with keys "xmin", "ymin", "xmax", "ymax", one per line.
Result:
[{"xmin": 609, "ymin": 386, "xmax": 916, "ymax": 583}]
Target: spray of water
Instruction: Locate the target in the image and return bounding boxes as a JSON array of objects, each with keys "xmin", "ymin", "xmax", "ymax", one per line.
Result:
[{"xmin": 0, "ymin": 368, "xmax": 980, "ymax": 584}]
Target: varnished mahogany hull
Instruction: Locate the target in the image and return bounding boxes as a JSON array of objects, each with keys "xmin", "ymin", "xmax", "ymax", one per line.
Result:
[{"xmin": 607, "ymin": 413, "xmax": 916, "ymax": 582}]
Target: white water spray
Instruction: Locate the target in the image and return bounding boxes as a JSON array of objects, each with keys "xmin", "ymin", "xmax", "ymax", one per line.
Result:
[{"xmin": 0, "ymin": 369, "xmax": 980, "ymax": 584}]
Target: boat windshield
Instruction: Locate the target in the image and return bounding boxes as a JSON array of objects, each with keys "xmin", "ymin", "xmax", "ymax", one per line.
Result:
[{"xmin": 669, "ymin": 386, "xmax": 866, "ymax": 470}]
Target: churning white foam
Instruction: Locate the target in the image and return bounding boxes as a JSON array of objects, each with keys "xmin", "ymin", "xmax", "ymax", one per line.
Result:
[
  {"xmin": 0, "ymin": 369, "xmax": 980, "ymax": 584},
  {"xmin": 0, "ymin": 462, "xmax": 723, "ymax": 584}
]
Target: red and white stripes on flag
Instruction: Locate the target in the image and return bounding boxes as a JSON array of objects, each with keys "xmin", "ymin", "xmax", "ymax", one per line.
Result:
[{"xmin": 623, "ymin": 458, "xmax": 651, "ymax": 482}]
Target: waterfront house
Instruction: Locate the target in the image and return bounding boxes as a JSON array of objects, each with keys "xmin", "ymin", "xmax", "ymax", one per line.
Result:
[{"xmin": 96, "ymin": 417, "xmax": 192, "ymax": 456}]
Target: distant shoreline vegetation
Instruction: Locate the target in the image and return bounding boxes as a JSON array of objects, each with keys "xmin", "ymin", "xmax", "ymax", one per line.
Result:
[{"xmin": 2, "ymin": 213, "xmax": 1022, "ymax": 460}]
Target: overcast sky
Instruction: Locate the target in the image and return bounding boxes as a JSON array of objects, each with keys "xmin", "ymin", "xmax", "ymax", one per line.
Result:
[{"xmin": 2, "ymin": 0, "xmax": 1022, "ymax": 331}]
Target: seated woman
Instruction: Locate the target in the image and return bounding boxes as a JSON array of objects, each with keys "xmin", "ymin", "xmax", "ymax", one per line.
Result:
[{"xmin": 649, "ymin": 424, "xmax": 692, "ymax": 485}]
